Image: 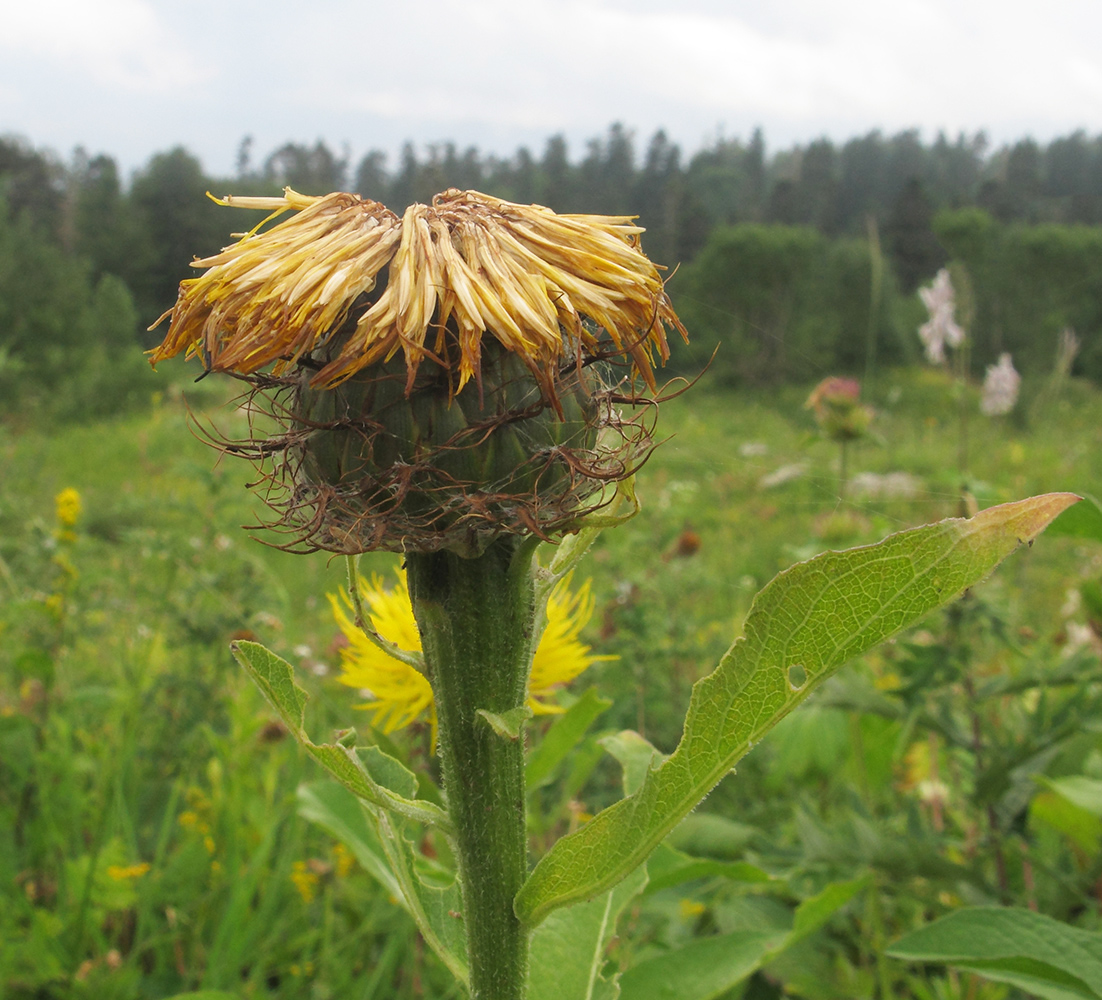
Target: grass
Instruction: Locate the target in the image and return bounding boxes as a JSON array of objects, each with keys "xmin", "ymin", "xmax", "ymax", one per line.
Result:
[{"xmin": 2, "ymin": 366, "xmax": 1101, "ymax": 998}]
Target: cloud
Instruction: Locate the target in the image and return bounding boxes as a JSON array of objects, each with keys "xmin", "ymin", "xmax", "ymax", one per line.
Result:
[
  {"xmin": 3, "ymin": 0, "xmax": 209, "ymax": 91},
  {"xmin": 3, "ymin": 0, "xmax": 1102, "ymax": 174},
  {"xmin": 259, "ymin": 0, "xmax": 1102, "ymax": 143}
]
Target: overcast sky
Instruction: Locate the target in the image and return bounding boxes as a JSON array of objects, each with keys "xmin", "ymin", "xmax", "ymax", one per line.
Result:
[{"xmin": 3, "ymin": 0, "xmax": 1102, "ymax": 181}]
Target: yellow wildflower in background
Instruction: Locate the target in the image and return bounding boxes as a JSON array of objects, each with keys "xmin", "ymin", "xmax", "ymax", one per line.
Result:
[
  {"xmin": 330, "ymin": 572, "xmax": 435, "ymax": 736},
  {"xmin": 106, "ymin": 862, "xmax": 151, "ymax": 881},
  {"xmin": 331, "ymin": 571, "xmax": 613, "ymax": 738},
  {"xmin": 54, "ymin": 488, "xmax": 83, "ymax": 545},
  {"xmin": 55, "ymin": 488, "xmax": 82, "ymax": 528},
  {"xmin": 291, "ymin": 860, "xmax": 319, "ymax": 904},
  {"xmin": 529, "ymin": 577, "xmax": 616, "ymax": 702},
  {"xmin": 333, "ymin": 842, "xmax": 356, "ymax": 878}
]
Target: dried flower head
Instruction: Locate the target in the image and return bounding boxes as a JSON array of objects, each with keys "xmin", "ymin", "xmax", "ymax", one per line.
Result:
[
  {"xmin": 150, "ymin": 188, "xmax": 686, "ymax": 555},
  {"xmin": 917, "ymin": 268, "xmax": 965, "ymax": 364},
  {"xmin": 150, "ymin": 187, "xmax": 684, "ymax": 401},
  {"xmin": 980, "ymin": 352, "xmax": 1021, "ymax": 416}
]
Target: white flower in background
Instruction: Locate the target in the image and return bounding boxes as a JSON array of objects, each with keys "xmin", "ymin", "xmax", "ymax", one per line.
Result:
[
  {"xmin": 758, "ymin": 462, "xmax": 808, "ymax": 489},
  {"xmin": 917, "ymin": 268, "xmax": 965, "ymax": 364},
  {"xmin": 980, "ymin": 353, "xmax": 1021, "ymax": 416},
  {"xmin": 848, "ymin": 471, "xmax": 923, "ymax": 500},
  {"xmin": 1063, "ymin": 622, "xmax": 1097, "ymax": 658}
]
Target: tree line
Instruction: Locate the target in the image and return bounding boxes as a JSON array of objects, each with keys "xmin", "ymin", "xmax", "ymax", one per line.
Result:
[{"xmin": 3, "ymin": 124, "xmax": 1102, "ymax": 419}]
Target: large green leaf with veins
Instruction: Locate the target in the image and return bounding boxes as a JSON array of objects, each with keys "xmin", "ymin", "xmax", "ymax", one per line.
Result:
[
  {"xmin": 889, "ymin": 907, "xmax": 1102, "ymax": 999},
  {"xmin": 516, "ymin": 495, "xmax": 1078, "ymax": 926}
]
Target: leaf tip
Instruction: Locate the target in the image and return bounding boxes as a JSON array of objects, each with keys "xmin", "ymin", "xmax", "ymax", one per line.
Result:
[{"xmin": 972, "ymin": 492, "xmax": 1081, "ymax": 544}]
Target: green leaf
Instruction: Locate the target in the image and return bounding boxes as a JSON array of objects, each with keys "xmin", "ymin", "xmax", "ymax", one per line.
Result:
[
  {"xmin": 643, "ymin": 842, "xmax": 772, "ymax": 895},
  {"xmin": 1031, "ymin": 790, "xmax": 1102, "ymax": 855},
  {"xmin": 164, "ymin": 993, "xmax": 242, "ymax": 1000},
  {"xmin": 618, "ymin": 930, "xmax": 785, "ymax": 1000},
  {"xmin": 888, "ymin": 906, "xmax": 1102, "ymax": 1000},
  {"xmin": 297, "ymin": 780, "xmax": 404, "ymax": 901},
  {"xmin": 477, "ymin": 706, "xmax": 533, "ymax": 740},
  {"xmin": 528, "ymin": 866, "xmax": 649, "ymax": 1000},
  {"xmin": 618, "ymin": 876, "xmax": 865, "ymax": 1000},
  {"xmin": 163, "ymin": 993, "xmax": 242, "ymax": 1000},
  {"xmin": 371, "ymin": 725, "xmax": 446, "ymax": 807},
  {"xmin": 297, "ymin": 780, "xmax": 469, "ymax": 987},
  {"xmin": 599, "ymin": 731, "xmax": 666, "ymax": 796},
  {"xmin": 787, "ymin": 876, "xmax": 867, "ymax": 946},
  {"xmin": 665, "ymin": 813, "xmax": 757, "ymax": 861},
  {"xmin": 1042, "ymin": 776, "xmax": 1102, "ymax": 817},
  {"xmin": 527, "ymin": 688, "xmax": 612, "ymax": 791},
  {"xmin": 354, "ymin": 745, "xmax": 419, "ymax": 799},
  {"xmin": 1033, "ymin": 778, "xmax": 1102, "ymax": 854},
  {"xmin": 231, "ymin": 640, "xmax": 449, "ymax": 829},
  {"xmin": 516, "ymin": 494, "xmax": 1079, "ymax": 926},
  {"xmin": 1047, "ymin": 493, "xmax": 1102, "ymax": 543}
]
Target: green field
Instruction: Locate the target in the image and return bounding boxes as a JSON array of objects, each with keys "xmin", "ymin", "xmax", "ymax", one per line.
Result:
[{"xmin": 3, "ymin": 367, "xmax": 1102, "ymax": 999}]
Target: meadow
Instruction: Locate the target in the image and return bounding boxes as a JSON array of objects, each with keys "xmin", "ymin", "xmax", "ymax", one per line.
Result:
[{"xmin": 3, "ymin": 365, "xmax": 1101, "ymax": 999}]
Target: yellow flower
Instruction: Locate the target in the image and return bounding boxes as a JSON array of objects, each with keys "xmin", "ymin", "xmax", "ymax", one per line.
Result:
[
  {"xmin": 333, "ymin": 842, "xmax": 356, "ymax": 878},
  {"xmin": 679, "ymin": 898, "xmax": 706, "ymax": 919},
  {"xmin": 330, "ymin": 572, "xmax": 435, "ymax": 736},
  {"xmin": 291, "ymin": 860, "xmax": 319, "ymax": 904},
  {"xmin": 331, "ymin": 570, "xmax": 613, "ymax": 738},
  {"xmin": 149, "ymin": 188, "xmax": 685, "ymax": 398},
  {"xmin": 529, "ymin": 576, "xmax": 616, "ymax": 703},
  {"xmin": 54, "ymin": 488, "xmax": 82, "ymax": 528},
  {"xmin": 106, "ymin": 862, "xmax": 151, "ymax": 881}
]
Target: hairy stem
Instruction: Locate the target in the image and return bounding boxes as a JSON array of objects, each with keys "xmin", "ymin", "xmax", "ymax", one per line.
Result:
[{"xmin": 407, "ymin": 537, "xmax": 537, "ymax": 1000}]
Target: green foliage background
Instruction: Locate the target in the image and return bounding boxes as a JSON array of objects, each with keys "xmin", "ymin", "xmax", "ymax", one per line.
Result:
[
  {"xmin": 3, "ymin": 367, "xmax": 1102, "ymax": 997},
  {"xmin": 5, "ymin": 124, "xmax": 1102, "ymax": 424}
]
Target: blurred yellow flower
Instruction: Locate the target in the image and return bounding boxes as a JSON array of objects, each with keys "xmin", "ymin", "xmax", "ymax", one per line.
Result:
[
  {"xmin": 679, "ymin": 898, "xmax": 706, "ymax": 919},
  {"xmin": 106, "ymin": 862, "xmax": 150, "ymax": 881},
  {"xmin": 54, "ymin": 488, "xmax": 82, "ymax": 531},
  {"xmin": 291, "ymin": 860, "xmax": 319, "ymax": 904},
  {"xmin": 331, "ymin": 570, "xmax": 613, "ymax": 739},
  {"xmin": 177, "ymin": 810, "xmax": 210, "ymax": 834},
  {"xmin": 333, "ymin": 842, "xmax": 356, "ymax": 878}
]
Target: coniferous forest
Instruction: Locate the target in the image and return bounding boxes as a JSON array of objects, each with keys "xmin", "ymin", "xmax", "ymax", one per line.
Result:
[{"xmin": 4, "ymin": 123, "xmax": 1102, "ymax": 421}]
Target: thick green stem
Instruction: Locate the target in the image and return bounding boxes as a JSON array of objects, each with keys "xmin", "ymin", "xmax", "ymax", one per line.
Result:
[{"xmin": 406, "ymin": 537, "xmax": 537, "ymax": 1000}]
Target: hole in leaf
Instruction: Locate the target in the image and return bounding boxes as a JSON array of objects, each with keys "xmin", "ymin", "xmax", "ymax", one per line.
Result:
[{"xmin": 787, "ymin": 663, "xmax": 807, "ymax": 691}]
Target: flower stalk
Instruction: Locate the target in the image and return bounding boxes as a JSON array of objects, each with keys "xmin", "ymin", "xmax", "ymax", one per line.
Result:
[
  {"xmin": 406, "ymin": 536, "xmax": 540, "ymax": 1000},
  {"xmin": 148, "ymin": 186, "xmax": 685, "ymax": 998}
]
